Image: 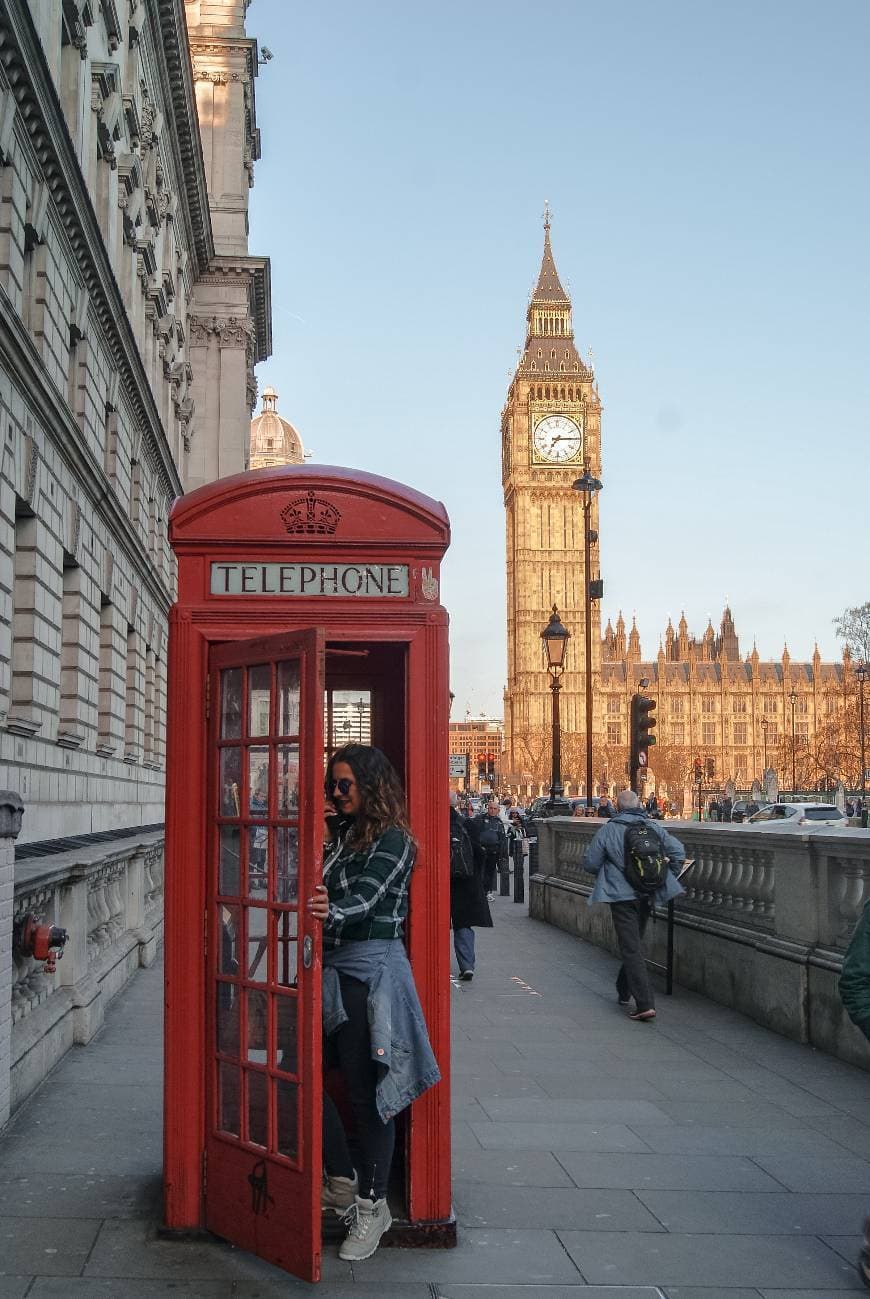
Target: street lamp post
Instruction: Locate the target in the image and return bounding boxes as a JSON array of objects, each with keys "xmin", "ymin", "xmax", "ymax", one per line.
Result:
[
  {"xmin": 760, "ymin": 716, "xmax": 769, "ymax": 774},
  {"xmin": 788, "ymin": 688, "xmax": 798, "ymax": 794},
  {"xmin": 572, "ymin": 469, "xmax": 603, "ymax": 810},
  {"xmin": 541, "ymin": 606, "xmax": 571, "ymax": 812},
  {"xmin": 356, "ymin": 697, "xmax": 365, "ymax": 742},
  {"xmin": 857, "ymin": 663, "xmax": 868, "ymax": 799}
]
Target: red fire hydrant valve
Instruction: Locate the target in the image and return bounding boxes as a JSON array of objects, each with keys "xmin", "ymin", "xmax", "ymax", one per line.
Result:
[{"xmin": 14, "ymin": 913, "xmax": 69, "ymax": 974}]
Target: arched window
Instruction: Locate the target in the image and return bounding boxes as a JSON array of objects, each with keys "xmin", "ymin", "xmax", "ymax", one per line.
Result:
[
  {"xmin": 551, "ymin": 349, "xmax": 556, "ymax": 359},
  {"xmin": 537, "ymin": 386, "xmax": 542, "ymax": 398},
  {"xmin": 560, "ymin": 364, "xmax": 565, "ymax": 373},
  {"xmin": 530, "ymin": 362, "xmax": 536, "ymax": 371},
  {"xmin": 537, "ymin": 349, "xmax": 542, "ymax": 359},
  {"xmin": 573, "ymin": 363, "xmax": 579, "ymax": 371}
]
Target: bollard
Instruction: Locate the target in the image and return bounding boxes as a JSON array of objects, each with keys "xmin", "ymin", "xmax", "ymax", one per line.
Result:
[
  {"xmin": 499, "ymin": 855, "xmax": 511, "ymax": 896},
  {"xmin": 512, "ymin": 840, "xmax": 525, "ymax": 903}
]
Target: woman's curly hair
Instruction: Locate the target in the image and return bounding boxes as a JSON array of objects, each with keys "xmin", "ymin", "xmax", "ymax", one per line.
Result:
[{"xmin": 326, "ymin": 744, "xmax": 413, "ymax": 851}]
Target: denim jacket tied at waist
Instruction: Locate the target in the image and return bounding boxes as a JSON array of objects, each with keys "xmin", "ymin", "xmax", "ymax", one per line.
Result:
[{"xmin": 322, "ymin": 938, "xmax": 441, "ymax": 1123}]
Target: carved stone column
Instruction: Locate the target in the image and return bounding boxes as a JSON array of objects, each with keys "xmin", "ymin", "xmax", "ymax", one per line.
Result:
[{"xmin": 0, "ymin": 791, "xmax": 24, "ymax": 1128}]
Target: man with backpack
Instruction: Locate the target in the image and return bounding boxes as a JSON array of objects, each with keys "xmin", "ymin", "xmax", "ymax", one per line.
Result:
[
  {"xmin": 474, "ymin": 799, "xmax": 509, "ymax": 901},
  {"xmin": 582, "ymin": 789, "xmax": 686, "ymax": 1021},
  {"xmin": 449, "ymin": 792, "xmax": 492, "ymax": 980}
]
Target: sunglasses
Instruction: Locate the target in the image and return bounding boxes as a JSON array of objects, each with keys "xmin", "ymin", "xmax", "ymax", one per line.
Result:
[{"xmin": 327, "ymin": 777, "xmax": 355, "ymax": 796}]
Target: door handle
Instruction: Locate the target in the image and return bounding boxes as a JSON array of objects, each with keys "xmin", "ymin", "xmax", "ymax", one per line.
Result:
[{"xmin": 302, "ymin": 935, "xmax": 313, "ymax": 969}]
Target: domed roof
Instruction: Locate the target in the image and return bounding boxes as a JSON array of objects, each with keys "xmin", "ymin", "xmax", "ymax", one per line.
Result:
[{"xmin": 249, "ymin": 388, "xmax": 305, "ymax": 468}]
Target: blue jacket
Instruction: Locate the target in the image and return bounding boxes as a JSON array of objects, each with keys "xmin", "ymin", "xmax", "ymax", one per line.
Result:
[
  {"xmin": 583, "ymin": 810, "xmax": 686, "ymax": 906},
  {"xmin": 322, "ymin": 939, "xmax": 441, "ymax": 1122}
]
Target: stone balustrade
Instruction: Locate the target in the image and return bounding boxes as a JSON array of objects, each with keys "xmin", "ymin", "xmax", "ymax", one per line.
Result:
[
  {"xmin": 6, "ymin": 827, "xmax": 164, "ymax": 1117},
  {"xmin": 532, "ymin": 817, "xmax": 870, "ymax": 1069}
]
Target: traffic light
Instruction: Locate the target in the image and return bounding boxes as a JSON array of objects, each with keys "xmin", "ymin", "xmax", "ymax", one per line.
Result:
[
  {"xmin": 486, "ymin": 752, "xmax": 496, "ymax": 781},
  {"xmin": 694, "ymin": 756, "xmax": 703, "ymax": 782},
  {"xmin": 629, "ymin": 693, "xmax": 657, "ymax": 793},
  {"xmin": 705, "ymin": 756, "xmax": 715, "ymax": 780}
]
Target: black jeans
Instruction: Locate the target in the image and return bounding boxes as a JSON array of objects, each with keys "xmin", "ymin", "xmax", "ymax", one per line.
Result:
[
  {"xmin": 322, "ymin": 973, "xmax": 395, "ymax": 1201},
  {"xmin": 611, "ymin": 899, "xmax": 654, "ymax": 1012},
  {"xmin": 483, "ymin": 850, "xmax": 499, "ymax": 894}
]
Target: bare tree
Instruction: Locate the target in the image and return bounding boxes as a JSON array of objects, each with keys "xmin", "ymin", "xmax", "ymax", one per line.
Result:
[{"xmin": 834, "ymin": 603, "xmax": 870, "ymax": 663}]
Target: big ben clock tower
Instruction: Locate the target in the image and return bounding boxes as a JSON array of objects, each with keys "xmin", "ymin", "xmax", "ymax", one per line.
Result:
[{"xmin": 502, "ymin": 210, "xmax": 603, "ymax": 788}]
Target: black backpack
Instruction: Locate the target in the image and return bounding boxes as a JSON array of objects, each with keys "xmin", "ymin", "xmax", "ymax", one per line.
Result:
[
  {"xmin": 623, "ymin": 821, "xmax": 667, "ymax": 895},
  {"xmin": 450, "ymin": 821, "xmax": 475, "ymax": 879}
]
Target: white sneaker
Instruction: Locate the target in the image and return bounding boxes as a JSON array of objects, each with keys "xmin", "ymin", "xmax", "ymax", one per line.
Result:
[
  {"xmin": 338, "ymin": 1194, "xmax": 393, "ymax": 1261},
  {"xmin": 321, "ymin": 1171, "xmax": 358, "ymax": 1214}
]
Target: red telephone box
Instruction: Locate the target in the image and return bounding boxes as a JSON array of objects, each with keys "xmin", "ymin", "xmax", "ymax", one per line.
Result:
[{"xmin": 163, "ymin": 465, "xmax": 453, "ymax": 1282}]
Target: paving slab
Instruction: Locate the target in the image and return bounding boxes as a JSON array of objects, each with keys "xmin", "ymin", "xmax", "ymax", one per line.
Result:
[
  {"xmin": 478, "ymin": 1098, "xmax": 675, "ymax": 1125},
  {"xmin": 434, "ymin": 1288, "xmax": 660, "ymax": 1299},
  {"xmin": 335, "ymin": 1228, "xmax": 583, "ymax": 1284},
  {"xmin": 82, "ymin": 1217, "xmax": 353, "ymax": 1283},
  {"xmin": 555, "ymin": 1152, "xmax": 784, "ymax": 1192},
  {"xmin": 469, "ymin": 1120, "xmax": 652, "ymax": 1152},
  {"xmin": 626, "ymin": 1125, "xmax": 852, "ymax": 1158},
  {"xmin": 747, "ymin": 1156, "xmax": 870, "ymax": 1194},
  {"xmin": 636, "ymin": 1191, "xmax": 870, "ymax": 1235},
  {"xmin": 453, "ymin": 1182, "xmax": 665, "ymax": 1230},
  {"xmin": 556, "ymin": 1230, "xmax": 859, "ymax": 1287},
  {"xmin": 29, "ymin": 1282, "xmax": 235, "ymax": 1297},
  {"xmin": 450, "ymin": 1148, "xmax": 574, "ymax": 1187},
  {"xmin": 0, "ymin": 1215, "xmax": 101, "ymax": 1277},
  {"xmin": 0, "ymin": 1282, "xmax": 31, "ymax": 1298},
  {"xmin": 0, "ymin": 1172, "xmax": 161, "ymax": 1218}
]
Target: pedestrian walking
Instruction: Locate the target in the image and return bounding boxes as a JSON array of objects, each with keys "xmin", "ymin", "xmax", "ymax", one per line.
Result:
[
  {"xmin": 597, "ymin": 794, "xmax": 614, "ymax": 818},
  {"xmin": 582, "ymin": 789, "xmax": 686, "ymax": 1021},
  {"xmin": 473, "ymin": 799, "xmax": 509, "ymax": 900},
  {"xmin": 308, "ymin": 744, "xmax": 440, "ymax": 1262},
  {"xmin": 838, "ymin": 899, "xmax": 870, "ymax": 1288},
  {"xmin": 721, "ymin": 795, "xmax": 733, "ymax": 823},
  {"xmin": 449, "ymin": 792, "xmax": 492, "ymax": 981}
]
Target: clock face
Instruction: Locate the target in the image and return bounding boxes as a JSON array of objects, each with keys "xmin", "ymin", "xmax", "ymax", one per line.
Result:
[{"xmin": 533, "ymin": 414, "xmax": 583, "ymax": 463}]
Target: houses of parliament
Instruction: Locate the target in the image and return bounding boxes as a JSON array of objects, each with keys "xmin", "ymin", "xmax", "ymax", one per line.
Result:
[{"xmin": 499, "ymin": 217, "xmax": 859, "ymax": 797}]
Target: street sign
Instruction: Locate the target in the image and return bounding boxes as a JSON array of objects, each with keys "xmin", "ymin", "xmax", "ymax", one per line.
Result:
[
  {"xmin": 638, "ymin": 751, "xmax": 647, "ymax": 767},
  {"xmin": 865, "ymin": 768, "xmax": 870, "ymax": 783},
  {"xmin": 448, "ymin": 754, "xmax": 467, "ymax": 779}
]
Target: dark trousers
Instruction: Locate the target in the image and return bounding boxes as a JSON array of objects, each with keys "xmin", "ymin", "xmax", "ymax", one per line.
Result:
[
  {"xmin": 323, "ymin": 974, "xmax": 395, "ymax": 1201},
  {"xmin": 483, "ymin": 850, "xmax": 499, "ymax": 893},
  {"xmin": 611, "ymin": 899, "xmax": 654, "ymax": 1012}
]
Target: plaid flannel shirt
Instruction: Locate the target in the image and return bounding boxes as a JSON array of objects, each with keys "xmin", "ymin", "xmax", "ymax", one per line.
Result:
[{"xmin": 322, "ymin": 825, "xmax": 415, "ymax": 949}]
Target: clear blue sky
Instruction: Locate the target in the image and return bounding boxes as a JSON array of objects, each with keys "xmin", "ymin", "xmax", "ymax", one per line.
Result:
[{"xmin": 248, "ymin": 0, "xmax": 869, "ymax": 720}]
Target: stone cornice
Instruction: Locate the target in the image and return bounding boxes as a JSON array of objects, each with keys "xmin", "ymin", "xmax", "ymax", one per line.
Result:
[
  {"xmin": 0, "ymin": 283, "xmax": 175, "ymax": 616},
  {"xmin": 153, "ymin": 0, "xmax": 213, "ymax": 272},
  {"xmin": 201, "ymin": 254, "xmax": 272, "ymax": 363},
  {"xmin": 0, "ymin": 0, "xmax": 183, "ymax": 505}
]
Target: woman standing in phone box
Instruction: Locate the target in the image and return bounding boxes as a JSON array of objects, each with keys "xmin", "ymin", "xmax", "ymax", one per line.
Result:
[{"xmin": 308, "ymin": 744, "xmax": 440, "ymax": 1262}]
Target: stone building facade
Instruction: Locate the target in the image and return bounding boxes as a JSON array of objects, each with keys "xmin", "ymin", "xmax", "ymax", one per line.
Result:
[
  {"xmin": 600, "ymin": 608, "xmax": 859, "ymax": 797},
  {"xmin": 448, "ymin": 717, "xmax": 505, "ymax": 793},
  {"xmin": 0, "ymin": 0, "xmax": 271, "ymax": 848},
  {"xmin": 501, "ymin": 213, "xmax": 603, "ymax": 786}
]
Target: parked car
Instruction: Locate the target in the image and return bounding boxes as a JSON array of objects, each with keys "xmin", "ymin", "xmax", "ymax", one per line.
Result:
[
  {"xmin": 747, "ymin": 802, "xmax": 846, "ymax": 829},
  {"xmin": 731, "ymin": 799, "xmax": 769, "ymax": 823}
]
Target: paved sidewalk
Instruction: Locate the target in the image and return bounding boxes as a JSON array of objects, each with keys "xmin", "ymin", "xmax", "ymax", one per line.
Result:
[{"xmin": 2, "ymin": 893, "xmax": 870, "ymax": 1296}]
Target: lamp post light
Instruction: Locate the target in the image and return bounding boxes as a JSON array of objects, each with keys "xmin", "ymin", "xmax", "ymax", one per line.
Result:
[
  {"xmin": 541, "ymin": 605, "xmax": 571, "ymax": 812},
  {"xmin": 857, "ymin": 663, "xmax": 868, "ymax": 799},
  {"xmin": 760, "ymin": 716, "xmax": 769, "ymax": 774},
  {"xmin": 572, "ymin": 468, "xmax": 603, "ymax": 810},
  {"xmin": 788, "ymin": 688, "xmax": 798, "ymax": 794}
]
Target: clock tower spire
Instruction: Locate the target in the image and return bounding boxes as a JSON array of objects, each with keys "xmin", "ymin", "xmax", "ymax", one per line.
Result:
[{"xmin": 501, "ymin": 213, "xmax": 603, "ymax": 796}]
